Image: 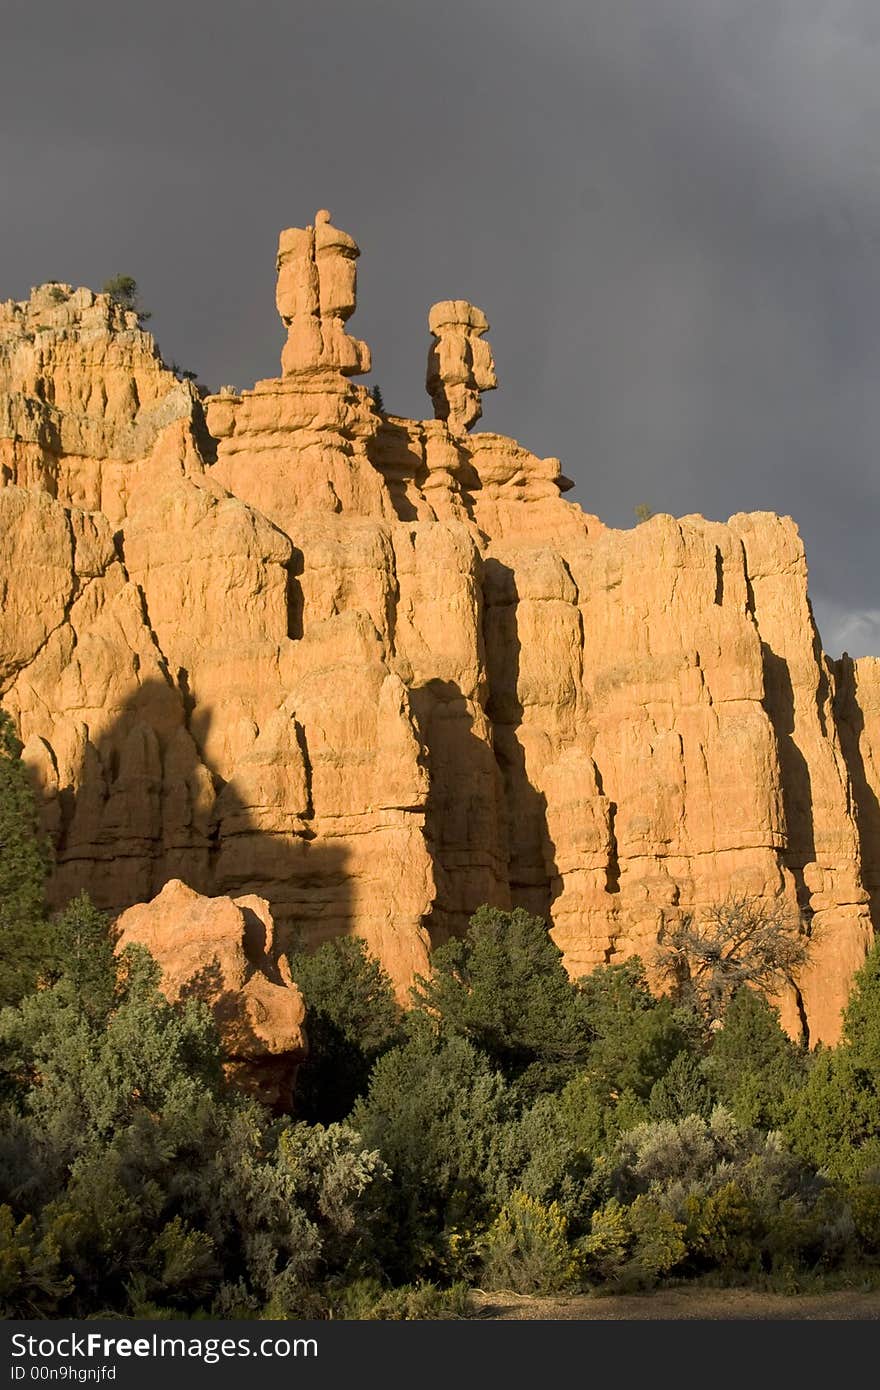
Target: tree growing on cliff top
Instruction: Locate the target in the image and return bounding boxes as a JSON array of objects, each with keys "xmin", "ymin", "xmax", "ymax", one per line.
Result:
[
  {"xmin": 102, "ymin": 274, "xmax": 151, "ymax": 323},
  {"xmin": 657, "ymin": 895, "xmax": 811, "ymax": 1027}
]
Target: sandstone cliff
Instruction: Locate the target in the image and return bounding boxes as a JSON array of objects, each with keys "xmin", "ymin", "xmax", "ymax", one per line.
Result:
[{"xmin": 1, "ymin": 213, "xmax": 876, "ymax": 1043}]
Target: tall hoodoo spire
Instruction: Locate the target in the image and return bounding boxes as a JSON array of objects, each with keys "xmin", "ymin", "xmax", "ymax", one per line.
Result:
[
  {"xmin": 276, "ymin": 209, "xmax": 371, "ymax": 377},
  {"xmin": 426, "ymin": 299, "xmax": 497, "ymax": 434}
]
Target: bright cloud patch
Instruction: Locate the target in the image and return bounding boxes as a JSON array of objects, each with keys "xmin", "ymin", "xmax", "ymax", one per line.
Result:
[{"xmin": 811, "ymin": 594, "xmax": 880, "ymax": 658}]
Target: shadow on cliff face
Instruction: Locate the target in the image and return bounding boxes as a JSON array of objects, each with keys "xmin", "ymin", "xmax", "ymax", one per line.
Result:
[
  {"xmin": 482, "ymin": 558, "xmax": 560, "ymax": 924},
  {"xmin": 409, "ymin": 677, "xmax": 508, "ymax": 948},
  {"xmin": 364, "ymin": 419, "xmax": 482, "ymax": 525},
  {"xmin": 285, "ymin": 545, "xmax": 305, "ymax": 641},
  {"xmin": 366, "ymin": 421, "xmax": 422, "ymax": 522},
  {"xmin": 39, "ymin": 675, "xmax": 352, "ymax": 963},
  {"xmin": 834, "ymin": 655, "xmax": 880, "ymax": 933},
  {"xmin": 760, "ymin": 643, "xmax": 816, "ymax": 921}
]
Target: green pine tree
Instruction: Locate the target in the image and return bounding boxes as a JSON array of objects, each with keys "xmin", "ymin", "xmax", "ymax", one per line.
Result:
[
  {"xmin": 285, "ymin": 935, "xmax": 403, "ymax": 1122},
  {"xmin": 648, "ymin": 1050, "xmax": 714, "ymax": 1122},
  {"xmin": 412, "ymin": 905, "xmax": 588, "ymax": 1087},
  {"xmin": 785, "ymin": 941, "xmax": 880, "ymax": 1178},
  {"xmin": 703, "ymin": 986, "xmax": 805, "ymax": 1128},
  {"xmin": 351, "ymin": 1024, "xmax": 511, "ymax": 1280},
  {"xmin": 102, "ymin": 275, "xmax": 151, "ymax": 323}
]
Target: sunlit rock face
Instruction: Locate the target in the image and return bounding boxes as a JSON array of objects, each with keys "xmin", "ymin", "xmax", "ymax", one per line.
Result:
[{"xmin": 1, "ymin": 211, "xmax": 875, "ymax": 1043}]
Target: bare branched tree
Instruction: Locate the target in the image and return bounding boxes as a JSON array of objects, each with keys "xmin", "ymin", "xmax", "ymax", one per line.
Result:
[{"xmin": 657, "ymin": 895, "xmax": 812, "ymax": 1024}]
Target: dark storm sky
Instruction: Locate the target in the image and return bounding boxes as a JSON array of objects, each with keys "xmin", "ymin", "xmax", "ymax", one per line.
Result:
[{"xmin": 4, "ymin": 1, "xmax": 880, "ymax": 654}]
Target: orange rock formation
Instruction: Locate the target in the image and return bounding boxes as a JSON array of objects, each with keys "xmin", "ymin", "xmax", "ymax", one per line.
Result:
[
  {"xmin": 1, "ymin": 212, "xmax": 876, "ymax": 1043},
  {"xmin": 115, "ymin": 879, "xmax": 307, "ymax": 1108}
]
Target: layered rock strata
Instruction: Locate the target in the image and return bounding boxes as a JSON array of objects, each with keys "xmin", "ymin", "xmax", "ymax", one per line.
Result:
[{"xmin": 1, "ymin": 211, "xmax": 876, "ymax": 1042}]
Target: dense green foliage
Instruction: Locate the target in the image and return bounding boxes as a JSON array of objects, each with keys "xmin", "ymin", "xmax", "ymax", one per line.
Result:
[
  {"xmin": 0, "ymin": 928, "xmax": 388, "ymax": 1317},
  {"xmin": 0, "ymin": 712, "xmax": 51, "ymax": 1006},
  {"xmin": 785, "ymin": 945, "xmax": 880, "ymax": 1179},
  {"xmin": 1, "ymin": 715, "xmax": 879, "ymax": 1314},
  {"xmin": 352, "ymin": 1022, "xmax": 513, "ymax": 1279},
  {"xmin": 286, "ymin": 935, "xmax": 402, "ymax": 1123},
  {"xmin": 577, "ymin": 957, "xmax": 701, "ymax": 1098},
  {"xmin": 412, "ymin": 905, "xmax": 588, "ymax": 1090},
  {"xmin": 704, "ymin": 985, "xmax": 806, "ymax": 1128}
]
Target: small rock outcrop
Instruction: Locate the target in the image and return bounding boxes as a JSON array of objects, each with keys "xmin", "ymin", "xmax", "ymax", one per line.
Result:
[
  {"xmin": 115, "ymin": 879, "xmax": 307, "ymax": 1108},
  {"xmin": 2, "ymin": 209, "xmax": 877, "ymax": 1046}
]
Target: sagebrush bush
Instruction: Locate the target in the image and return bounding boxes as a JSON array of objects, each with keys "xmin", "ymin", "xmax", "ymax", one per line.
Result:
[
  {"xmin": 682, "ymin": 1181, "xmax": 764, "ymax": 1273},
  {"xmin": 329, "ymin": 1277, "xmax": 472, "ymax": 1320},
  {"xmin": 580, "ymin": 1194, "xmax": 686, "ymax": 1289},
  {"xmin": 848, "ymin": 1175, "xmax": 880, "ymax": 1256},
  {"xmin": 481, "ymin": 1190, "xmax": 579, "ymax": 1293}
]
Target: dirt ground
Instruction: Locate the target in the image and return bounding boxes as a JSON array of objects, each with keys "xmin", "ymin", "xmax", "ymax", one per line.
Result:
[{"xmin": 470, "ymin": 1286, "xmax": 880, "ymax": 1320}]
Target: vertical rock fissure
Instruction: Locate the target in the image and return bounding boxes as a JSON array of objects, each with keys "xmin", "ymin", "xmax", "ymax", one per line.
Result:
[
  {"xmin": 285, "ymin": 548, "xmax": 305, "ymax": 641},
  {"xmin": 605, "ymin": 801, "xmax": 621, "ymax": 894},
  {"xmin": 293, "ymin": 718, "xmax": 315, "ymax": 823},
  {"xmin": 714, "ymin": 546, "xmax": 724, "ymax": 606},
  {"xmin": 760, "ymin": 641, "xmax": 816, "ymax": 916}
]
